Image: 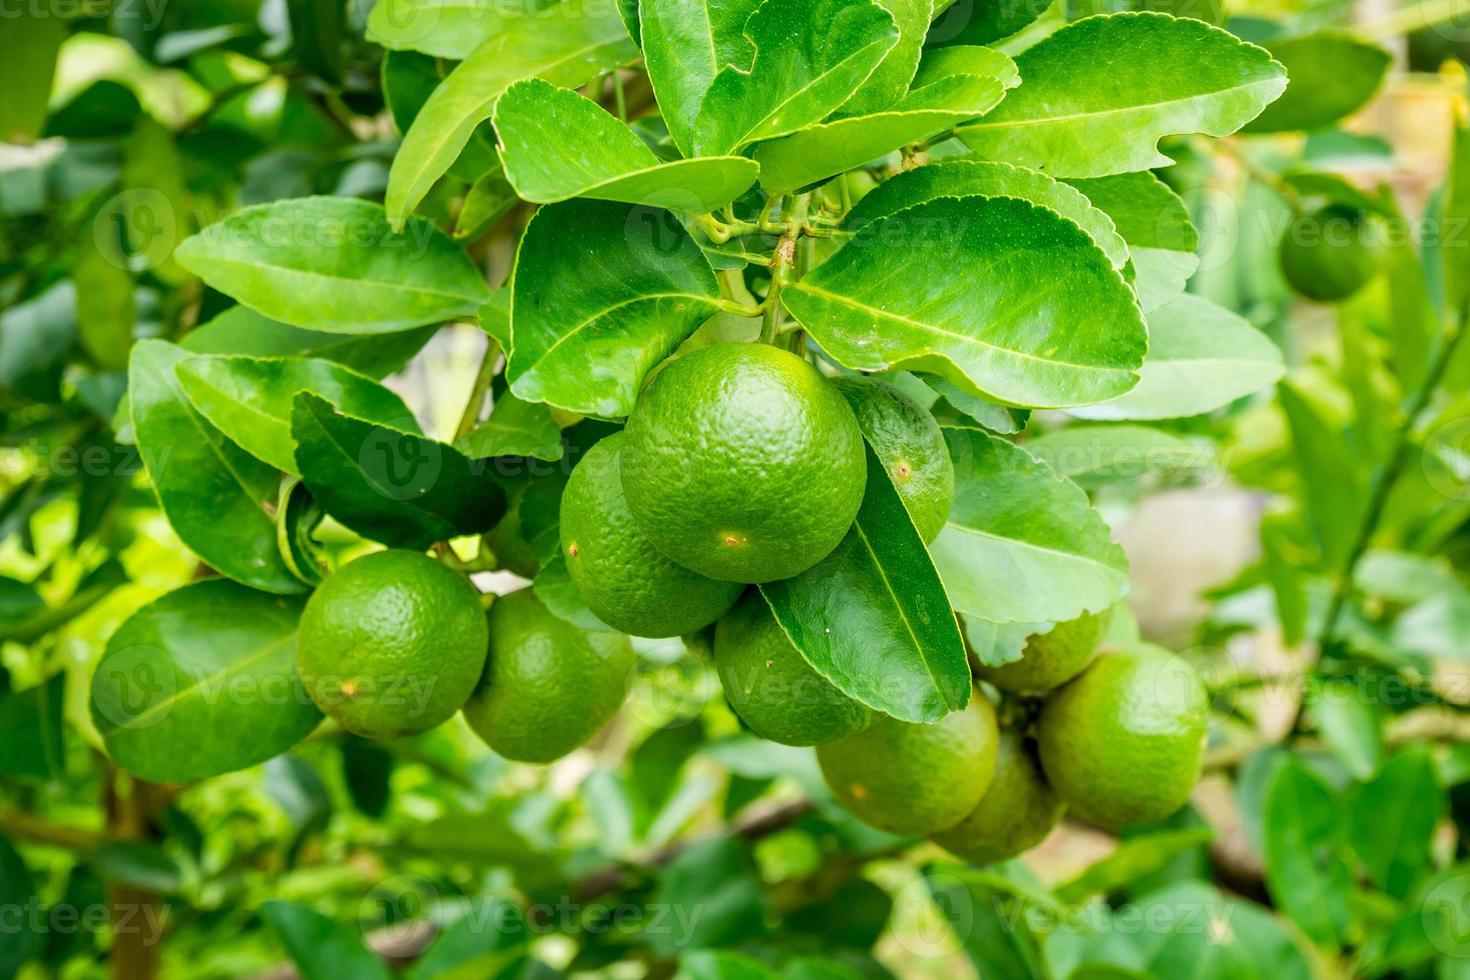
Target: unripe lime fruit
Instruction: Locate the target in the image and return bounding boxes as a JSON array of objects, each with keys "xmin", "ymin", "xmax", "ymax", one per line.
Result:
[
  {"xmin": 620, "ymin": 343, "xmax": 866, "ymax": 583},
  {"xmin": 1037, "ymin": 644, "xmax": 1207, "ymax": 830},
  {"xmin": 817, "ymin": 693, "xmax": 999, "ymax": 836},
  {"xmin": 561, "ymin": 433, "xmax": 742, "ymax": 638},
  {"xmin": 713, "ymin": 591, "xmax": 872, "ymax": 746},
  {"xmin": 831, "ymin": 375, "xmax": 954, "ymax": 542},
  {"xmin": 933, "ymin": 729, "xmax": 1064, "ymax": 864},
  {"xmin": 297, "ymin": 550, "xmax": 487, "ymax": 740},
  {"xmin": 975, "ymin": 609, "xmax": 1110, "ymax": 694},
  {"xmin": 1279, "ymin": 205, "xmax": 1383, "ymax": 302},
  {"xmin": 462, "ymin": 589, "xmax": 635, "ymax": 764}
]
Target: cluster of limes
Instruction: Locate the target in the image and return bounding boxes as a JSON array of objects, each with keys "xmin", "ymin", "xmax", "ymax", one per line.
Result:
[{"xmin": 293, "ymin": 342, "xmax": 1207, "ymax": 853}]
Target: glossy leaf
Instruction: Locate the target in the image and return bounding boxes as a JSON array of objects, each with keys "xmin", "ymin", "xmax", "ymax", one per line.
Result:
[
  {"xmin": 457, "ymin": 390, "xmax": 564, "ymax": 462},
  {"xmin": 182, "ymin": 306, "xmax": 436, "ymax": 379},
  {"xmin": 840, "ymin": 0, "xmax": 932, "ymax": 117},
  {"xmin": 932, "ymin": 427, "xmax": 1130, "ymax": 623},
  {"xmin": 929, "ymin": 0, "xmax": 1051, "ymax": 46},
  {"xmin": 959, "ymin": 13, "xmax": 1286, "ymax": 177},
  {"xmin": 89, "ymin": 580, "xmax": 321, "ymax": 783},
  {"xmin": 494, "ymin": 79, "xmax": 759, "ymax": 211},
  {"xmin": 385, "ymin": 3, "xmax": 636, "ymax": 228},
  {"xmin": 1065, "ymin": 172, "xmax": 1200, "ymax": 311},
  {"xmin": 691, "ymin": 0, "xmax": 900, "ymax": 156},
  {"xmin": 175, "ymin": 198, "xmax": 489, "ymax": 334},
  {"xmin": 507, "ymin": 200, "xmax": 720, "ymax": 417},
  {"xmin": 176, "ymin": 355, "xmax": 420, "ymax": 475},
  {"xmin": 754, "ymin": 47, "xmax": 1018, "ymax": 194},
  {"xmin": 761, "ymin": 448, "xmax": 971, "ymax": 723},
  {"xmin": 129, "ymin": 340, "xmax": 302, "ymax": 594},
  {"xmin": 1071, "ymin": 294, "xmax": 1284, "ymax": 420},
  {"xmin": 366, "ymin": 0, "xmax": 529, "ymax": 59},
  {"xmin": 1245, "ymin": 32, "xmax": 1390, "ymax": 134},
  {"xmin": 961, "ymin": 617, "xmax": 1036, "ymax": 668},
  {"xmin": 783, "ymin": 196, "xmax": 1146, "ymax": 409},
  {"xmin": 639, "ymin": 0, "xmax": 762, "ymax": 155},
  {"xmin": 843, "ymin": 157, "xmax": 1127, "ymax": 271},
  {"xmin": 1025, "ymin": 425, "xmax": 1213, "ymax": 487},
  {"xmin": 291, "ymin": 393, "xmax": 506, "ymax": 550},
  {"xmin": 262, "ymin": 900, "xmax": 392, "ymax": 980}
]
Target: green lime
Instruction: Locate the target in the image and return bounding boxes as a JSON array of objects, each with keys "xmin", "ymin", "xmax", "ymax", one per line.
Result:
[
  {"xmin": 462, "ymin": 588, "xmax": 635, "ymax": 764},
  {"xmin": 621, "ymin": 343, "xmax": 866, "ymax": 583},
  {"xmin": 831, "ymin": 375, "xmax": 954, "ymax": 542},
  {"xmin": 561, "ymin": 433, "xmax": 742, "ymax": 638},
  {"xmin": 713, "ymin": 590, "xmax": 873, "ymax": 746},
  {"xmin": 297, "ymin": 550, "xmax": 487, "ymax": 740},
  {"xmin": 1279, "ymin": 205, "xmax": 1383, "ymax": 302},
  {"xmin": 1037, "ymin": 644, "xmax": 1207, "ymax": 830},
  {"xmin": 817, "ymin": 693, "xmax": 999, "ymax": 836},
  {"xmin": 975, "ymin": 608, "xmax": 1111, "ymax": 694},
  {"xmin": 933, "ymin": 729, "xmax": 1064, "ymax": 864}
]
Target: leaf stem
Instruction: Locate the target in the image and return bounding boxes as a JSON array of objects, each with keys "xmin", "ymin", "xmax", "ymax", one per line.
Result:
[{"xmin": 453, "ymin": 338, "xmax": 501, "ymax": 442}]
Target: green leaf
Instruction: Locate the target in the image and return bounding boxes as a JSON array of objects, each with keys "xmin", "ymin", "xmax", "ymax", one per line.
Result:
[
  {"xmin": 405, "ymin": 898, "xmax": 529, "ymax": 980},
  {"xmin": 261, "ymin": 900, "xmax": 393, "ymax": 980},
  {"xmin": 1311, "ymin": 679, "xmax": 1383, "ymax": 780},
  {"xmin": 760, "ymin": 448, "xmax": 971, "ymax": 724},
  {"xmin": 456, "ymin": 391, "xmax": 564, "ymax": 462},
  {"xmin": 0, "ymin": 672, "xmax": 65, "ymax": 780},
  {"xmin": 691, "ymin": 0, "xmax": 900, "ymax": 156},
  {"xmin": 840, "ymin": 0, "xmax": 933, "ymax": 117},
  {"xmin": 932, "ymin": 427, "xmax": 1130, "ymax": 623},
  {"xmin": 754, "ymin": 47, "xmax": 1018, "ymax": 194},
  {"xmin": 0, "ymin": 7, "xmax": 64, "ymax": 142},
  {"xmin": 1134, "ymin": 881, "xmax": 1313, "ymax": 980},
  {"xmin": 1349, "ymin": 748, "xmax": 1443, "ymax": 900},
  {"xmin": 1262, "ymin": 755, "xmax": 1352, "ymax": 948},
  {"xmin": 183, "ymin": 307, "xmax": 435, "ymax": 379},
  {"xmin": 1245, "ymin": 32, "xmax": 1390, "ymax": 134},
  {"xmin": 478, "ymin": 288, "xmax": 512, "ymax": 351},
  {"xmin": 682, "ymin": 951, "xmax": 782, "ymax": 980},
  {"xmin": 175, "ymin": 197, "xmax": 489, "ymax": 334},
  {"xmin": 1393, "ymin": 591, "xmax": 1470, "ymax": 661},
  {"xmin": 367, "ymin": 0, "xmax": 533, "ymax": 59},
  {"xmin": 928, "ymin": 871, "xmax": 1050, "ymax": 980},
  {"xmin": 1276, "ymin": 381, "xmax": 1365, "ymax": 569},
  {"xmin": 533, "ymin": 554, "xmax": 611, "ymax": 632},
  {"xmin": 1025, "ymin": 425, "xmax": 1213, "ymax": 488},
  {"xmin": 1071, "ymin": 294, "xmax": 1284, "ymax": 420},
  {"xmin": 494, "ymin": 79, "xmax": 759, "ymax": 211},
  {"xmin": 89, "ymin": 580, "xmax": 321, "ymax": 783},
  {"xmin": 961, "ymin": 616, "xmax": 1036, "ymax": 668},
  {"xmin": 929, "ymin": 0, "xmax": 1051, "ymax": 46},
  {"xmin": 958, "ymin": 12, "xmax": 1286, "ymax": 177},
  {"xmin": 0, "ymin": 834, "xmax": 38, "ymax": 975},
  {"xmin": 455, "ymin": 168, "xmax": 519, "ymax": 240},
  {"xmin": 384, "ymin": 3, "xmax": 636, "ymax": 228},
  {"xmin": 291, "ymin": 393, "xmax": 507, "ymax": 550},
  {"xmin": 638, "ymin": 0, "xmax": 762, "ymax": 156},
  {"xmin": 129, "ymin": 340, "xmax": 303, "ymax": 594},
  {"xmin": 277, "ymin": 478, "xmax": 328, "ymax": 588},
  {"xmin": 1054, "ymin": 828, "xmax": 1215, "ymax": 903},
  {"xmin": 287, "ymin": 0, "xmax": 344, "ymax": 83},
  {"xmin": 783, "ymin": 196, "xmax": 1146, "ymax": 409},
  {"xmin": 1064, "ymin": 172, "xmax": 1200, "ymax": 312},
  {"xmin": 74, "ymin": 233, "xmax": 135, "ymax": 372},
  {"xmin": 843, "ymin": 157, "xmax": 1127, "ymax": 271},
  {"xmin": 649, "ymin": 837, "xmax": 766, "ymax": 956},
  {"xmin": 507, "ymin": 200, "xmax": 720, "ymax": 417},
  {"xmin": 176, "ymin": 355, "xmax": 420, "ymax": 475}
]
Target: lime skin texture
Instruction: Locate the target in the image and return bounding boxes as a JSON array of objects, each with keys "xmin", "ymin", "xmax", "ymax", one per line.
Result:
[
  {"xmin": 818, "ymin": 691, "xmax": 1000, "ymax": 836},
  {"xmin": 462, "ymin": 588, "xmax": 636, "ymax": 764},
  {"xmin": 620, "ymin": 343, "xmax": 867, "ymax": 584},
  {"xmin": 297, "ymin": 549, "xmax": 488, "ymax": 740},
  {"xmin": 1037, "ymin": 644, "xmax": 1208, "ymax": 831},
  {"xmin": 560, "ymin": 431, "xmax": 742, "ymax": 638},
  {"xmin": 713, "ymin": 589, "xmax": 873, "ymax": 746}
]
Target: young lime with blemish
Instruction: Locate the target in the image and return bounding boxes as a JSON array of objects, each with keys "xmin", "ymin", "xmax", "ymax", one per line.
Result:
[
  {"xmin": 713, "ymin": 590, "xmax": 872, "ymax": 746},
  {"xmin": 933, "ymin": 729, "xmax": 1065, "ymax": 864},
  {"xmin": 817, "ymin": 693, "xmax": 999, "ymax": 836},
  {"xmin": 462, "ymin": 588, "xmax": 635, "ymax": 764},
  {"xmin": 560, "ymin": 432, "xmax": 742, "ymax": 638},
  {"xmin": 831, "ymin": 375, "xmax": 955, "ymax": 542},
  {"xmin": 620, "ymin": 343, "xmax": 867, "ymax": 583},
  {"xmin": 296, "ymin": 550, "xmax": 488, "ymax": 740}
]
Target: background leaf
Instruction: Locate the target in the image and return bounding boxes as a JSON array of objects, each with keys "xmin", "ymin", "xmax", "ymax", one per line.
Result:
[
  {"xmin": 1245, "ymin": 31, "xmax": 1390, "ymax": 133},
  {"xmin": 262, "ymin": 900, "xmax": 392, "ymax": 980},
  {"xmin": 182, "ymin": 307, "xmax": 437, "ymax": 379},
  {"xmin": 1064, "ymin": 172, "xmax": 1200, "ymax": 312}
]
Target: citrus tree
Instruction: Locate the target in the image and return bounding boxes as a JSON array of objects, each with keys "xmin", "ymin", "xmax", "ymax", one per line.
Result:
[{"xmin": 2, "ymin": 0, "xmax": 1469, "ymax": 978}]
